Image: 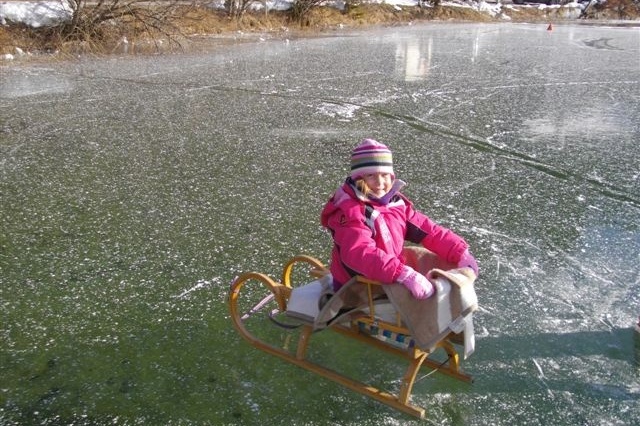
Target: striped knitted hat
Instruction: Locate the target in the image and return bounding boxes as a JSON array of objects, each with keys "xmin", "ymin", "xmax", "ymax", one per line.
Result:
[{"xmin": 350, "ymin": 138, "xmax": 394, "ymax": 179}]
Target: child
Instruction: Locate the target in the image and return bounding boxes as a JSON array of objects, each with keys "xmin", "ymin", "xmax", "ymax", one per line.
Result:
[{"xmin": 320, "ymin": 138, "xmax": 478, "ymax": 299}]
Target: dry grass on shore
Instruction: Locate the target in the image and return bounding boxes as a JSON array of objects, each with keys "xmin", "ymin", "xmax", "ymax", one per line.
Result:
[{"xmin": 0, "ymin": 2, "xmax": 638, "ymax": 58}]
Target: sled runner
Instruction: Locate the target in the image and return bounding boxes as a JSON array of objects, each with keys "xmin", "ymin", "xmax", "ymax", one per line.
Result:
[{"xmin": 228, "ymin": 246, "xmax": 478, "ymax": 419}]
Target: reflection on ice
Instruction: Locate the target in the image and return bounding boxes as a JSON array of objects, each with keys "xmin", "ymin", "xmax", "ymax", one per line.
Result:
[
  {"xmin": 0, "ymin": 69, "xmax": 73, "ymax": 98},
  {"xmin": 523, "ymin": 108, "xmax": 628, "ymax": 142},
  {"xmin": 395, "ymin": 38, "xmax": 432, "ymax": 82}
]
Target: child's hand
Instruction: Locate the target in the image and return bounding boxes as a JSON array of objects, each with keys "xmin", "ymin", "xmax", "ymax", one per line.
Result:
[
  {"xmin": 396, "ymin": 265, "xmax": 435, "ymax": 299},
  {"xmin": 457, "ymin": 249, "xmax": 479, "ymax": 276}
]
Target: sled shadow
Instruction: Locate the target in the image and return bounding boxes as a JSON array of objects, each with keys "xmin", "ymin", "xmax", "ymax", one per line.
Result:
[{"xmin": 477, "ymin": 326, "xmax": 639, "ymax": 364}]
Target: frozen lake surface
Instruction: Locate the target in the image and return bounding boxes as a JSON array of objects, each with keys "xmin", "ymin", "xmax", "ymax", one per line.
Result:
[{"xmin": 1, "ymin": 22, "xmax": 639, "ymax": 425}]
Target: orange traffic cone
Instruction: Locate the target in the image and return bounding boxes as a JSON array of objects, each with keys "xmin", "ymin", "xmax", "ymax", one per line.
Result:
[{"xmin": 547, "ymin": 23, "xmax": 553, "ymax": 31}]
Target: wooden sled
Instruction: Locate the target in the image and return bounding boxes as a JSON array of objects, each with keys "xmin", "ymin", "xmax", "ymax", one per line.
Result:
[{"xmin": 228, "ymin": 247, "xmax": 476, "ymax": 419}]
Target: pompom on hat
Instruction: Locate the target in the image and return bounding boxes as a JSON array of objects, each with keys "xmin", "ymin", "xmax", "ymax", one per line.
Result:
[{"xmin": 350, "ymin": 138, "xmax": 394, "ymax": 179}]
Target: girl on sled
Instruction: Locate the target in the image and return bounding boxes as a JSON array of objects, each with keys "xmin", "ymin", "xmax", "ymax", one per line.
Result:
[{"xmin": 320, "ymin": 138, "xmax": 478, "ymax": 299}]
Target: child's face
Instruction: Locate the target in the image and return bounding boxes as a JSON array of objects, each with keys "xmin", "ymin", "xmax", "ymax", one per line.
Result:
[{"xmin": 363, "ymin": 173, "xmax": 393, "ymax": 197}]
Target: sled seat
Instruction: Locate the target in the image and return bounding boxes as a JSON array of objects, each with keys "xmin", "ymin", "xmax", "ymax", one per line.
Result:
[{"xmin": 286, "ymin": 246, "xmax": 477, "ymax": 358}]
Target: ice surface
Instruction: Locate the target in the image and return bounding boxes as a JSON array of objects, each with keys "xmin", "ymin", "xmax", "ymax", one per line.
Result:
[{"xmin": 1, "ymin": 22, "xmax": 639, "ymax": 425}]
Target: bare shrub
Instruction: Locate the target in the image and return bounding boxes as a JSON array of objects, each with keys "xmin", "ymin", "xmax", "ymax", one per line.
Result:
[
  {"xmin": 224, "ymin": 0, "xmax": 270, "ymax": 19},
  {"xmin": 600, "ymin": 0, "xmax": 640, "ymax": 18},
  {"xmin": 290, "ymin": 0, "xmax": 327, "ymax": 25},
  {"xmin": 581, "ymin": 0, "xmax": 640, "ymax": 19},
  {"xmin": 57, "ymin": 0, "xmax": 190, "ymax": 49}
]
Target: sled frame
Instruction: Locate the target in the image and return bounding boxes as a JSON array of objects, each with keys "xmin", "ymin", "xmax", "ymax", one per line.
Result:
[{"xmin": 228, "ymin": 255, "xmax": 473, "ymax": 419}]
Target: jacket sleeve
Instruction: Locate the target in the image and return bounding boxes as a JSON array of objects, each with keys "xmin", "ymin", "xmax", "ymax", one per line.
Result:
[
  {"xmin": 405, "ymin": 204, "xmax": 468, "ymax": 264},
  {"xmin": 327, "ymin": 203, "xmax": 404, "ymax": 284}
]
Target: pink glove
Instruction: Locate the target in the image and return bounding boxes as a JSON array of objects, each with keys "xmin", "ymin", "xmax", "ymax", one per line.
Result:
[
  {"xmin": 457, "ymin": 249, "xmax": 479, "ymax": 276},
  {"xmin": 396, "ymin": 265, "xmax": 435, "ymax": 300}
]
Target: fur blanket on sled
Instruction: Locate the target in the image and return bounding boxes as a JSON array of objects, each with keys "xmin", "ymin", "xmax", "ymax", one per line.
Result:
[{"xmin": 309, "ymin": 246, "xmax": 478, "ymax": 357}]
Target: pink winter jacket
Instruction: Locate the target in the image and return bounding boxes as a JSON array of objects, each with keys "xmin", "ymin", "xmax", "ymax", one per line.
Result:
[{"xmin": 320, "ymin": 180, "xmax": 468, "ymax": 290}]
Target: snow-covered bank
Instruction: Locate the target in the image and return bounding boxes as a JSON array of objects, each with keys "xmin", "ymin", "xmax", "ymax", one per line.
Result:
[
  {"xmin": 0, "ymin": 0, "xmax": 588, "ymax": 28},
  {"xmin": 2, "ymin": 0, "xmax": 634, "ymax": 61}
]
